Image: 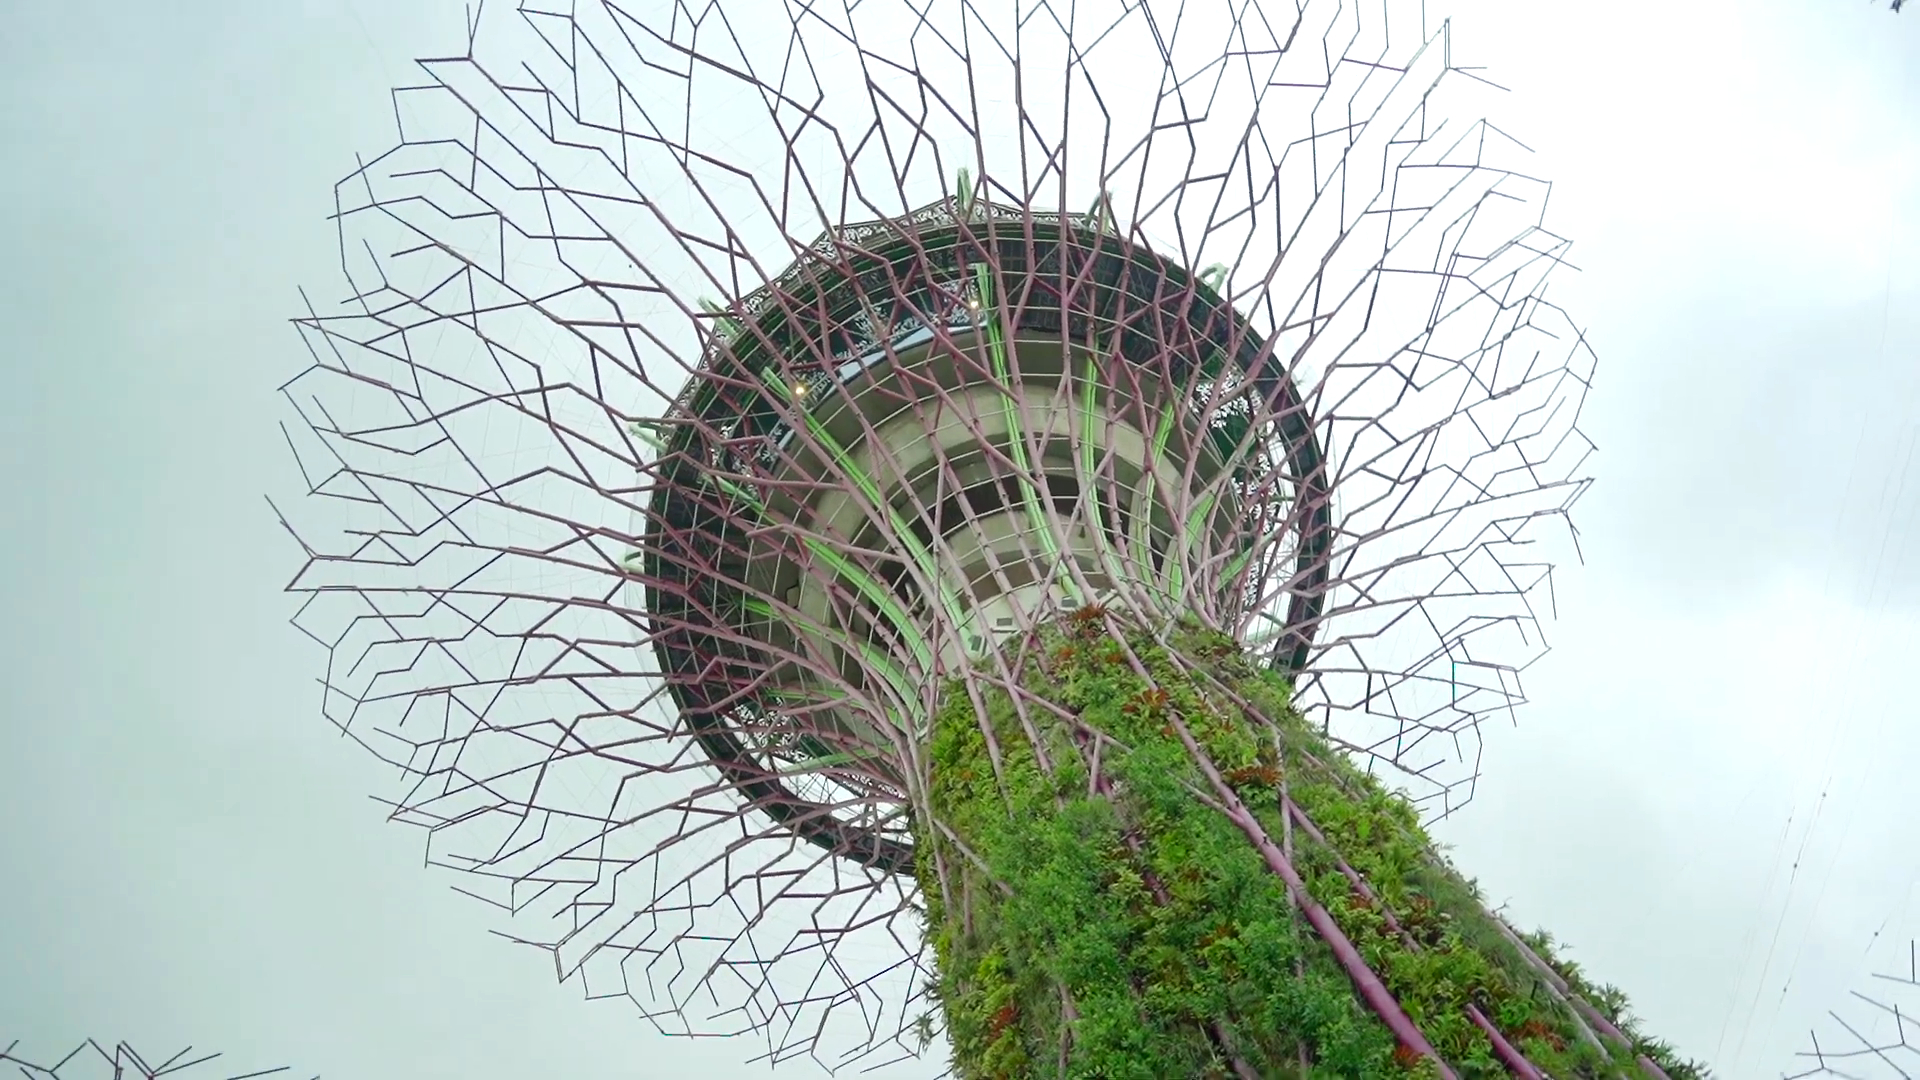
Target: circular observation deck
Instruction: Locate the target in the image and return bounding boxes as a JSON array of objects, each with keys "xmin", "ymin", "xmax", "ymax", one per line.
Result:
[{"xmin": 641, "ymin": 200, "xmax": 1329, "ymax": 872}]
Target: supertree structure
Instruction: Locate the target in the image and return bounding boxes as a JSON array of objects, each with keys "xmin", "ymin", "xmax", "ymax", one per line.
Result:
[
  {"xmin": 1785, "ymin": 937, "xmax": 1920, "ymax": 1078},
  {"xmin": 0, "ymin": 1041, "xmax": 301, "ymax": 1080},
  {"xmin": 279, "ymin": 0, "xmax": 1699, "ymax": 1075}
]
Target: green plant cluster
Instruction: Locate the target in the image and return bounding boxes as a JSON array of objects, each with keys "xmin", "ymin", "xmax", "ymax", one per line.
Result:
[
  {"xmin": 1510, "ymin": 928, "xmax": 1713, "ymax": 1079},
  {"xmin": 913, "ymin": 612, "xmax": 1705, "ymax": 1079}
]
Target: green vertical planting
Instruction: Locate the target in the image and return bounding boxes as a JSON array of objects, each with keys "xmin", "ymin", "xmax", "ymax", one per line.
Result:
[{"xmin": 915, "ymin": 614, "xmax": 1708, "ymax": 1079}]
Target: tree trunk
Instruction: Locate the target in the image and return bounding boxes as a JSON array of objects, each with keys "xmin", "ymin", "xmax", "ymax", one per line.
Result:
[{"xmin": 914, "ymin": 616, "xmax": 1700, "ymax": 1080}]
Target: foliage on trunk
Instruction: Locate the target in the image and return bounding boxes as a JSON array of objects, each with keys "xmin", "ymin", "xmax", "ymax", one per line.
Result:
[{"xmin": 914, "ymin": 614, "xmax": 1707, "ymax": 1079}]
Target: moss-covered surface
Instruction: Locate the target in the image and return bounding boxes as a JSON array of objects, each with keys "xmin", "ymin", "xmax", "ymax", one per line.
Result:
[{"xmin": 914, "ymin": 612, "xmax": 1708, "ymax": 1079}]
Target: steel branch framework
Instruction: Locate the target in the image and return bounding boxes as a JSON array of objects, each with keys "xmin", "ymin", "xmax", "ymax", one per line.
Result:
[
  {"xmin": 0, "ymin": 1041, "xmax": 302, "ymax": 1080},
  {"xmin": 279, "ymin": 0, "xmax": 1604, "ymax": 1070},
  {"xmin": 1787, "ymin": 939, "xmax": 1920, "ymax": 1079}
]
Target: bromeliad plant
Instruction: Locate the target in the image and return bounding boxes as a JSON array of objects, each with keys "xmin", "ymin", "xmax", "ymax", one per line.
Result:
[{"xmin": 916, "ymin": 609, "xmax": 1708, "ymax": 1079}]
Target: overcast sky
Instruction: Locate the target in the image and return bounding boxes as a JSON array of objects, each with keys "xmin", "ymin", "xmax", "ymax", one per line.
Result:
[{"xmin": 1, "ymin": 1, "xmax": 1915, "ymax": 1078}]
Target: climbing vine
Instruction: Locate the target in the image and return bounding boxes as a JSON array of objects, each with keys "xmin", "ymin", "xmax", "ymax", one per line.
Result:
[{"xmin": 914, "ymin": 611, "xmax": 1709, "ymax": 1079}]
